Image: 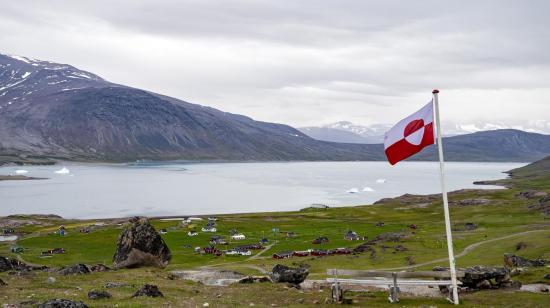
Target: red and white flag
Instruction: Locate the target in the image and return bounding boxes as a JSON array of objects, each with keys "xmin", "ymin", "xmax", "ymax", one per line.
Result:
[{"xmin": 384, "ymin": 101, "xmax": 435, "ymax": 165}]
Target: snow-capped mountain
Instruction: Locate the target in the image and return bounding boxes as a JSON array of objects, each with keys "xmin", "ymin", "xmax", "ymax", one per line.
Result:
[
  {"xmin": 300, "ymin": 120, "xmax": 550, "ymax": 144},
  {"xmin": 299, "ymin": 121, "xmax": 390, "ymax": 144}
]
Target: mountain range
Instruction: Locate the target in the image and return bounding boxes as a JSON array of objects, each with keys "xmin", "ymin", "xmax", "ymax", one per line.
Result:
[{"xmin": 1, "ymin": 53, "xmax": 549, "ymax": 163}]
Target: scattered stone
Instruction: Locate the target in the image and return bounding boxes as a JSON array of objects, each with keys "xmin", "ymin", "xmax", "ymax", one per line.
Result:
[
  {"xmin": 271, "ymin": 264, "xmax": 309, "ymax": 285},
  {"xmin": 89, "ymin": 264, "xmax": 110, "ymax": 272},
  {"xmin": 19, "ymin": 300, "xmax": 38, "ymax": 306},
  {"xmin": 202, "ymin": 303, "xmax": 209, "ymax": 307},
  {"xmin": 87, "ymin": 290, "xmax": 112, "ymax": 300},
  {"xmin": 510, "ymin": 268, "xmax": 525, "ymax": 276},
  {"xmin": 37, "ymin": 299, "xmax": 89, "ymax": 308},
  {"xmin": 113, "ymin": 217, "xmax": 171, "ymax": 269},
  {"xmin": 103, "ymin": 282, "xmax": 128, "ymax": 289},
  {"xmin": 239, "ymin": 276, "xmax": 272, "ymax": 283},
  {"xmin": 450, "ymin": 198, "xmax": 490, "ymax": 207},
  {"xmin": 464, "ymin": 223, "xmax": 478, "ymax": 231},
  {"xmin": 57, "ymin": 264, "xmax": 90, "ymax": 275},
  {"xmin": 515, "ymin": 242, "xmax": 528, "ymax": 251},
  {"xmin": 374, "ymin": 232, "xmax": 406, "ymax": 242},
  {"xmin": 516, "ymin": 190, "xmax": 548, "ymax": 199},
  {"xmin": 47, "ymin": 277, "xmax": 56, "ymax": 284},
  {"xmin": 132, "ymin": 284, "xmax": 164, "ymax": 298},
  {"xmin": 394, "ymin": 245, "xmax": 408, "ymax": 252},
  {"xmin": 543, "ymin": 274, "xmax": 550, "ymax": 280},
  {"xmin": 406, "ymin": 256, "xmax": 416, "ymax": 265},
  {"xmin": 375, "ymin": 222, "xmax": 384, "ymax": 227},
  {"xmin": 353, "ymin": 242, "xmax": 375, "ymax": 253},
  {"xmin": 0, "ymin": 278, "xmax": 6, "ymax": 286},
  {"xmin": 504, "ymin": 253, "xmax": 547, "ymax": 267}
]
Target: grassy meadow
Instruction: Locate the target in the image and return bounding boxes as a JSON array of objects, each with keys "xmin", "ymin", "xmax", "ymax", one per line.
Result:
[{"xmin": 1, "ymin": 158, "xmax": 549, "ymax": 307}]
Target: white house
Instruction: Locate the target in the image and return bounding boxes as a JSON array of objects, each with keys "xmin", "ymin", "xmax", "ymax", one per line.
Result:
[
  {"xmin": 202, "ymin": 227, "xmax": 217, "ymax": 232},
  {"xmin": 188, "ymin": 231, "xmax": 198, "ymax": 236},
  {"xmin": 231, "ymin": 234, "xmax": 246, "ymax": 240}
]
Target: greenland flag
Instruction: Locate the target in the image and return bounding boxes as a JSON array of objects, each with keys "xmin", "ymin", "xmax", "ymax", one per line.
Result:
[{"xmin": 384, "ymin": 101, "xmax": 435, "ymax": 165}]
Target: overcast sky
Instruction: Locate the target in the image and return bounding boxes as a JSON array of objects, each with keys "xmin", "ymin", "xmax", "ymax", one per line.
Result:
[{"xmin": 1, "ymin": 0, "xmax": 549, "ymax": 132}]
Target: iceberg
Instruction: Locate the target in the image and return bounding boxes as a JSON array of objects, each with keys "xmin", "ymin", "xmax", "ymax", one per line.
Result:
[
  {"xmin": 14, "ymin": 169, "xmax": 29, "ymax": 174},
  {"xmin": 376, "ymin": 178, "xmax": 386, "ymax": 184},
  {"xmin": 54, "ymin": 167, "xmax": 70, "ymax": 174},
  {"xmin": 346, "ymin": 188, "xmax": 359, "ymax": 194},
  {"xmin": 362, "ymin": 187, "xmax": 375, "ymax": 192}
]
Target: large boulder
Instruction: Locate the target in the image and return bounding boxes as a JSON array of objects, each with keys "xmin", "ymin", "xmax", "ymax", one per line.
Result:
[
  {"xmin": 38, "ymin": 299, "xmax": 89, "ymax": 308},
  {"xmin": 270, "ymin": 264, "xmax": 309, "ymax": 285},
  {"xmin": 503, "ymin": 253, "xmax": 547, "ymax": 267},
  {"xmin": 434, "ymin": 265, "xmax": 517, "ymax": 289},
  {"xmin": 113, "ymin": 217, "xmax": 171, "ymax": 269}
]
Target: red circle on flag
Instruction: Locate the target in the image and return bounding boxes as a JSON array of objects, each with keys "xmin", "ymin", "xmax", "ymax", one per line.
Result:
[{"xmin": 404, "ymin": 119, "xmax": 424, "ymax": 137}]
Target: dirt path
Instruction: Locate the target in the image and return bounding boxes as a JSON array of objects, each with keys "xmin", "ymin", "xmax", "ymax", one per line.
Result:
[
  {"xmin": 248, "ymin": 241, "xmax": 276, "ymax": 260},
  {"xmin": 381, "ymin": 229, "xmax": 549, "ymax": 271}
]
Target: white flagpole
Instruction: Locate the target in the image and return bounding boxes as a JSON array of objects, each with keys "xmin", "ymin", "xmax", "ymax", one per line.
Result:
[{"xmin": 432, "ymin": 89, "xmax": 459, "ymax": 305}]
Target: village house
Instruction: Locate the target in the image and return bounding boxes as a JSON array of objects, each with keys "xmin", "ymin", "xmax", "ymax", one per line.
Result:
[
  {"xmin": 210, "ymin": 235, "xmax": 228, "ymax": 245},
  {"xmin": 285, "ymin": 232, "xmax": 297, "ymax": 238},
  {"xmin": 344, "ymin": 230, "xmax": 362, "ymax": 241},
  {"xmin": 201, "ymin": 226, "xmax": 217, "ymax": 232},
  {"xmin": 187, "ymin": 230, "xmax": 198, "ymax": 236},
  {"xmin": 159, "ymin": 229, "xmax": 168, "ymax": 235},
  {"xmin": 272, "ymin": 251, "xmax": 293, "ymax": 259},
  {"xmin": 293, "ymin": 250, "xmax": 309, "ymax": 257},
  {"xmin": 231, "ymin": 233, "xmax": 246, "ymax": 240},
  {"xmin": 235, "ymin": 244, "xmax": 263, "ymax": 250},
  {"xmin": 203, "ymin": 246, "xmax": 222, "ymax": 256},
  {"xmin": 208, "ymin": 216, "xmax": 218, "ymax": 221},
  {"xmin": 259, "ymin": 238, "xmax": 269, "ymax": 245},
  {"xmin": 224, "ymin": 249, "xmax": 251, "ymax": 256},
  {"xmin": 42, "ymin": 248, "xmax": 65, "ymax": 255}
]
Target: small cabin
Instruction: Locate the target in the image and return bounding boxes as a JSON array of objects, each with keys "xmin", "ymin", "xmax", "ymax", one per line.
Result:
[
  {"xmin": 293, "ymin": 250, "xmax": 310, "ymax": 257},
  {"xmin": 188, "ymin": 230, "xmax": 198, "ymax": 236},
  {"xmin": 272, "ymin": 251, "xmax": 293, "ymax": 259},
  {"xmin": 201, "ymin": 227, "xmax": 217, "ymax": 232},
  {"xmin": 344, "ymin": 230, "xmax": 361, "ymax": 241},
  {"xmin": 159, "ymin": 229, "xmax": 168, "ymax": 235},
  {"xmin": 231, "ymin": 234, "xmax": 246, "ymax": 240}
]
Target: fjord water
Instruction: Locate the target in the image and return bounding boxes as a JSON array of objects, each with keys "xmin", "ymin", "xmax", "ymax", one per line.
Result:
[{"xmin": 0, "ymin": 162, "xmax": 523, "ymax": 219}]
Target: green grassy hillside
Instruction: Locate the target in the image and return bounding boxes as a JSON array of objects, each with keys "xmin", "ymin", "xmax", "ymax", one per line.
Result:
[{"xmin": 1, "ymin": 157, "xmax": 549, "ymax": 307}]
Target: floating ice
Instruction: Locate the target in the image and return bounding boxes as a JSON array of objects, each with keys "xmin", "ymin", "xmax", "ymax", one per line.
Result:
[
  {"xmin": 362, "ymin": 187, "xmax": 375, "ymax": 192},
  {"xmin": 346, "ymin": 188, "xmax": 359, "ymax": 194},
  {"xmin": 54, "ymin": 167, "xmax": 70, "ymax": 174},
  {"xmin": 14, "ymin": 169, "xmax": 29, "ymax": 174},
  {"xmin": 376, "ymin": 178, "xmax": 387, "ymax": 184}
]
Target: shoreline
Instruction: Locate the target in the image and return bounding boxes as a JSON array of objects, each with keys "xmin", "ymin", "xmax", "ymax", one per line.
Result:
[{"xmin": 0, "ymin": 175, "xmax": 48, "ymax": 181}]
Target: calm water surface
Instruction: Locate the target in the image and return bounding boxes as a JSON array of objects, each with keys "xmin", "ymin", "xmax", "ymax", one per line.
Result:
[{"xmin": 0, "ymin": 162, "xmax": 524, "ymax": 218}]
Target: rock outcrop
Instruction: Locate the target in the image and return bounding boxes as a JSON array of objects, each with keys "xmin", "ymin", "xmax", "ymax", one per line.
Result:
[
  {"xmin": 132, "ymin": 284, "xmax": 164, "ymax": 298},
  {"xmin": 503, "ymin": 253, "xmax": 548, "ymax": 267},
  {"xmin": 527, "ymin": 196, "xmax": 550, "ymax": 216},
  {"xmin": 0, "ymin": 256, "xmax": 47, "ymax": 272},
  {"xmin": 38, "ymin": 299, "xmax": 89, "ymax": 308},
  {"xmin": 57, "ymin": 264, "xmax": 90, "ymax": 275},
  {"xmin": 434, "ymin": 265, "xmax": 519, "ymax": 290},
  {"xmin": 113, "ymin": 217, "xmax": 171, "ymax": 269},
  {"xmin": 516, "ymin": 190, "xmax": 548, "ymax": 199},
  {"xmin": 271, "ymin": 264, "xmax": 309, "ymax": 285}
]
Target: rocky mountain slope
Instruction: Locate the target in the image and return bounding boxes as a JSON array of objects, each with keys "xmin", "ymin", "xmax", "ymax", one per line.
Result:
[
  {"xmin": 1, "ymin": 53, "xmax": 549, "ymax": 163},
  {"xmin": 0, "ymin": 54, "xmax": 383, "ymax": 162}
]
